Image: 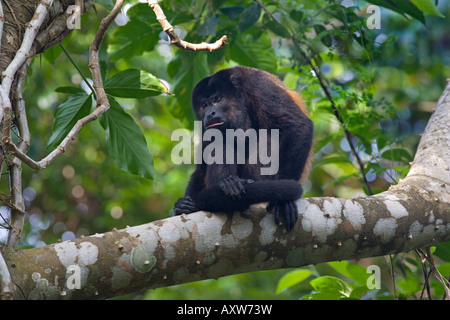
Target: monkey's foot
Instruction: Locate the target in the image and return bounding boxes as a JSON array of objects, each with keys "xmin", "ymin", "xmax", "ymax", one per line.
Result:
[
  {"xmin": 173, "ymin": 196, "xmax": 199, "ymax": 216},
  {"xmin": 267, "ymin": 200, "xmax": 298, "ymax": 231}
]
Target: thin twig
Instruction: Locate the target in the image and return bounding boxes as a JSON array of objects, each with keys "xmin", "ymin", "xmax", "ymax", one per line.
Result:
[
  {"xmin": 421, "ymin": 247, "xmax": 450, "ymax": 299},
  {"xmin": 60, "ymin": 43, "xmax": 96, "ymax": 96},
  {"xmin": 89, "ymin": 0, "xmax": 125, "ymax": 107},
  {"xmin": 389, "ymin": 254, "xmax": 398, "ymax": 299},
  {"xmin": 416, "ymin": 249, "xmax": 432, "ymax": 300},
  {"xmin": 252, "ymin": 0, "xmax": 373, "ymax": 195},
  {"xmin": 1, "ymin": 0, "xmax": 54, "ymax": 97},
  {"xmin": 306, "ymin": 52, "xmax": 374, "ymax": 195},
  {"xmin": 148, "ymin": 0, "xmax": 227, "ymax": 52}
]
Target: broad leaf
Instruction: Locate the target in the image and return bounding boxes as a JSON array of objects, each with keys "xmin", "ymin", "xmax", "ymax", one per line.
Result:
[
  {"xmin": 238, "ymin": 4, "xmax": 261, "ymax": 32},
  {"xmin": 108, "ymin": 19, "xmax": 159, "ymax": 61},
  {"xmin": 381, "ymin": 148, "xmax": 413, "ymax": 162},
  {"xmin": 276, "ymin": 269, "xmax": 312, "ymax": 294},
  {"xmin": 220, "ymin": 5, "xmax": 244, "ymax": 19},
  {"xmin": 434, "ymin": 242, "xmax": 450, "ymax": 261},
  {"xmin": 366, "ymin": 0, "xmax": 425, "ymax": 24},
  {"xmin": 47, "ymin": 93, "xmax": 93, "ymax": 149},
  {"xmin": 104, "ymin": 69, "xmax": 169, "ymax": 99},
  {"xmin": 55, "ymin": 86, "xmax": 86, "ymax": 95},
  {"xmin": 198, "ymin": 14, "xmax": 219, "ymax": 36},
  {"xmin": 167, "ymin": 52, "xmax": 210, "ymax": 127},
  {"xmin": 410, "ymin": 0, "xmax": 445, "ymax": 17},
  {"xmin": 310, "ymin": 276, "xmax": 350, "ymax": 296},
  {"xmin": 100, "ymin": 97, "xmax": 154, "ymax": 180},
  {"xmin": 230, "ymin": 34, "xmax": 277, "ymax": 74}
]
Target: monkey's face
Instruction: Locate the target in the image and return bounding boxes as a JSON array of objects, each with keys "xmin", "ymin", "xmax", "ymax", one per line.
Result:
[
  {"xmin": 197, "ymin": 93, "xmax": 229, "ymax": 131},
  {"xmin": 192, "ymin": 69, "xmax": 250, "ymax": 132}
]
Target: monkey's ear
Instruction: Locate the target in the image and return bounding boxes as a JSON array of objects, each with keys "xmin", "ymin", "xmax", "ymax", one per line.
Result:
[
  {"xmin": 229, "ymin": 73, "xmax": 240, "ymax": 88},
  {"xmin": 228, "ymin": 67, "xmax": 245, "ymax": 89}
]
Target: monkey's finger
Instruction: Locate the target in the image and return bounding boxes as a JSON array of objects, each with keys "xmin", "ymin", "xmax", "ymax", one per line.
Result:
[
  {"xmin": 282, "ymin": 202, "xmax": 292, "ymax": 231},
  {"xmin": 274, "ymin": 203, "xmax": 280, "ymax": 226},
  {"xmin": 266, "ymin": 201, "xmax": 274, "ymax": 212},
  {"xmin": 290, "ymin": 201, "xmax": 298, "ymax": 227},
  {"xmin": 286, "ymin": 201, "xmax": 297, "ymax": 231}
]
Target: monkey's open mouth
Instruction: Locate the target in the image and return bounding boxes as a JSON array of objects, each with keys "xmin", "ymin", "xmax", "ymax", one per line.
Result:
[{"xmin": 206, "ymin": 121, "xmax": 225, "ymax": 128}]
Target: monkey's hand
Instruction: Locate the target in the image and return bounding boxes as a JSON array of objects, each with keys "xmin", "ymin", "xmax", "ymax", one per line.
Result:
[
  {"xmin": 173, "ymin": 196, "xmax": 199, "ymax": 216},
  {"xmin": 267, "ymin": 200, "xmax": 298, "ymax": 231},
  {"xmin": 219, "ymin": 175, "xmax": 251, "ymax": 199}
]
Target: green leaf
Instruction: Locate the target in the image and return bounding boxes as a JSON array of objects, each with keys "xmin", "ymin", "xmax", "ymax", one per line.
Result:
[
  {"xmin": 95, "ymin": 0, "xmax": 114, "ymax": 10},
  {"xmin": 230, "ymin": 34, "xmax": 277, "ymax": 74},
  {"xmin": 349, "ymin": 286, "xmax": 368, "ymax": 300},
  {"xmin": 198, "ymin": 14, "xmax": 219, "ymax": 36},
  {"xmin": 301, "ymin": 292, "xmax": 344, "ymax": 300},
  {"xmin": 99, "ymin": 97, "xmax": 154, "ymax": 180},
  {"xmin": 366, "ymin": 0, "xmax": 426, "ymax": 25},
  {"xmin": 397, "ymin": 277, "xmax": 421, "ymax": 297},
  {"xmin": 310, "ymin": 276, "xmax": 350, "ymax": 296},
  {"xmin": 276, "ymin": 269, "xmax": 312, "ymax": 294},
  {"xmin": 47, "ymin": 93, "xmax": 93, "ymax": 149},
  {"xmin": 434, "ymin": 242, "xmax": 450, "ymax": 261},
  {"xmin": 380, "ymin": 148, "xmax": 413, "ymax": 162},
  {"xmin": 437, "ymin": 262, "xmax": 450, "ymax": 276},
  {"xmin": 167, "ymin": 52, "xmax": 210, "ymax": 126},
  {"xmin": 43, "ymin": 45, "xmax": 63, "ymax": 64},
  {"xmin": 104, "ymin": 69, "xmax": 169, "ymax": 99},
  {"xmin": 409, "ymin": 0, "xmax": 445, "ymax": 17},
  {"xmin": 55, "ymin": 86, "xmax": 86, "ymax": 94},
  {"xmin": 313, "ymin": 155, "xmax": 352, "ymax": 168},
  {"xmin": 220, "ymin": 5, "xmax": 244, "ymax": 19},
  {"xmin": 238, "ymin": 4, "xmax": 261, "ymax": 31},
  {"xmin": 108, "ymin": 18, "xmax": 159, "ymax": 61},
  {"xmin": 328, "ymin": 261, "xmax": 369, "ymax": 287},
  {"xmin": 265, "ymin": 20, "xmax": 291, "ymax": 38}
]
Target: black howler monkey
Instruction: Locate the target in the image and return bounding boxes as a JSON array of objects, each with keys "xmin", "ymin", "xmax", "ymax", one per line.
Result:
[{"xmin": 173, "ymin": 66, "xmax": 313, "ymax": 230}]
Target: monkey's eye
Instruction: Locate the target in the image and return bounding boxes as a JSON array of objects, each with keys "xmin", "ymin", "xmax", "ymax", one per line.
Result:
[
  {"xmin": 214, "ymin": 95, "xmax": 223, "ymax": 103},
  {"xmin": 201, "ymin": 102, "xmax": 207, "ymax": 109}
]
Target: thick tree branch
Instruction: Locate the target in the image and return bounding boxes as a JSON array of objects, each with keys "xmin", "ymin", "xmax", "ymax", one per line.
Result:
[
  {"xmin": 1, "ymin": 81, "xmax": 449, "ymax": 300},
  {"xmin": 148, "ymin": 0, "xmax": 227, "ymax": 52}
]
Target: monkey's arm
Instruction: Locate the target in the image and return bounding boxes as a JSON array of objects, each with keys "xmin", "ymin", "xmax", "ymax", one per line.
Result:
[
  {"xmin": 194, "ymin": 179, "xmax": 303, "ymax": 214},
  {"xmin": 265, "ymin": 120, "xmax": 313, "ymax": 230}
]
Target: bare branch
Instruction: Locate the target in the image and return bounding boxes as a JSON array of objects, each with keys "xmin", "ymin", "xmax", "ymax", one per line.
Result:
[
  {"xmin": 0, "ymin": 0, "xmax": 55, "ymax": 248},
  {"xmin": 1, "ymin": 0, "xmax": 54, "ymax": 97},
  {"xmin": 0, "ymin": 0, "xmax": 4, "ymax": 51},
  {"xmin": 148, "ymin": 0, "xmax": 227, "ymax": 52},
  {"xmin": 89, "ymin": 0, "xmax": 124, "ymax": 107},
  {"xmin": 12, "ymin": 57, "xmax": 32, "ymax": 161},
  {"xmin": 0, "ymin": 247, "xmax": 13, "ymax": 300}
]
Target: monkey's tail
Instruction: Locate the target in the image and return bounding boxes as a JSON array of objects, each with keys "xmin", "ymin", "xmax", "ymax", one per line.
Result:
[{"xmin": 194, "ymin": 179, "xmax": 303, "ymax": 213}]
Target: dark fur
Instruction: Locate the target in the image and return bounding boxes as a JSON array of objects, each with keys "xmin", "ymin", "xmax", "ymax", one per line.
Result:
[{"xmin": 173, "ymin": 66, "xmax": 313, "ymax": 230}]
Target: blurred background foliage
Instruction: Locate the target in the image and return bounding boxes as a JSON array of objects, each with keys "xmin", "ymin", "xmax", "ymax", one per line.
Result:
[{"xmin": 1, "ymin": 0, "xmax": 449, "ymax": 300}]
